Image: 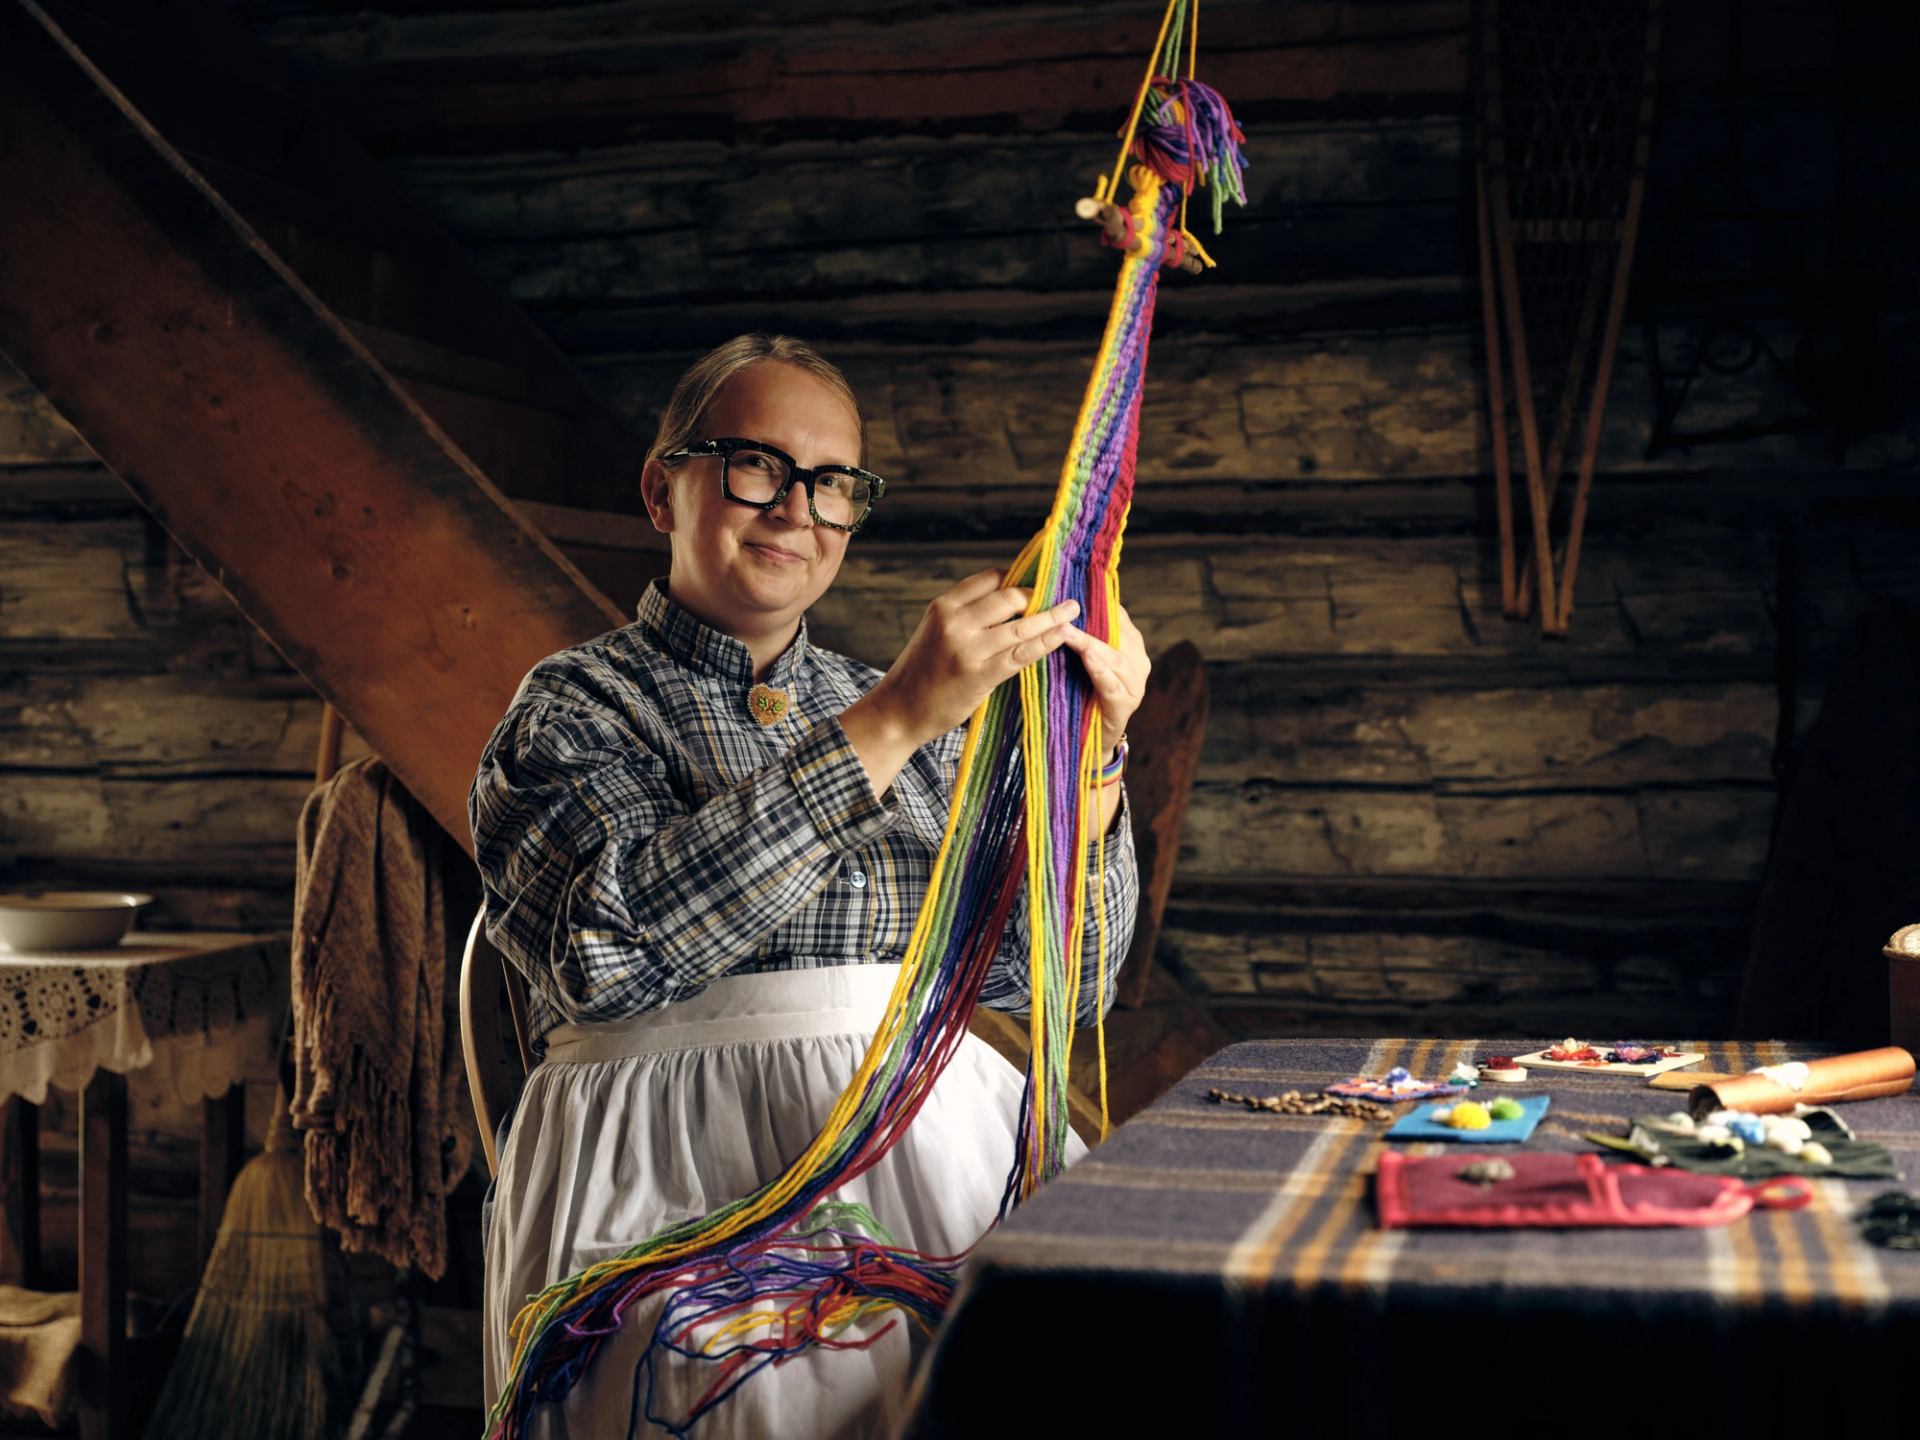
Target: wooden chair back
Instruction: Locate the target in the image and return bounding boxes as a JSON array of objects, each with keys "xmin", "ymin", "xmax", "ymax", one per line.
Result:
[{"xmin": 459, "ymin": 909, "xmax": 536, "ymax": 1175}]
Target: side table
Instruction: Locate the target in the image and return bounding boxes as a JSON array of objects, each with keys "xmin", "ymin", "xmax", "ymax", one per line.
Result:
[{"xmin": 0, "ymin": 931, "xmax": 287, "ymax": 1440}]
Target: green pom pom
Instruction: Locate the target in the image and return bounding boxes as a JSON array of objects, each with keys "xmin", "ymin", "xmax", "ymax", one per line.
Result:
[{"xmin": 1488, "ymin": 1098, "xmax": 1524, "ymax": 1121}]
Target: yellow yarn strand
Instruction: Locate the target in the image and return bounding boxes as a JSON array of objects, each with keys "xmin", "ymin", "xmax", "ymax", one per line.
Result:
[{"xmin": 1100, "ymin": 0, "xmax": 1185, "ymax": 204}]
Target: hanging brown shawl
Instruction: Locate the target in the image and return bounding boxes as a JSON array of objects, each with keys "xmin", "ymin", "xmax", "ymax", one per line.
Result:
[{"xmin": 289, "ymin": 756, "xmax": 472, "ymax": 1278}]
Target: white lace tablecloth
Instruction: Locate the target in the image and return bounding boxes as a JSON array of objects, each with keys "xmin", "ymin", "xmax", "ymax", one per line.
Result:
[{"xmin": 0, "ymin": 932, "xmax": 287, "ymax": 1105}]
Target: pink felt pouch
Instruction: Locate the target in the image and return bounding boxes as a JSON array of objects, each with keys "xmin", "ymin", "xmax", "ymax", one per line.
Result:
[{"xmin": 1375, "ymin": 1151, "xmax": 1810, "ymax": 1229}]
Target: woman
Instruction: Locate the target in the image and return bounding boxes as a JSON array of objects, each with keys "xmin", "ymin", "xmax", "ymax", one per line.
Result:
[{"xmin": 471, "ymin": 334, "xmax": 1148, "ymax": 1437}]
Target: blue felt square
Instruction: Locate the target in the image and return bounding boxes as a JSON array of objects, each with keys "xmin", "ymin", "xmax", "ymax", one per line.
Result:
[{"xmin": 1386, "ymin": 1094, "xmax": 1551, "ymax": 1143}]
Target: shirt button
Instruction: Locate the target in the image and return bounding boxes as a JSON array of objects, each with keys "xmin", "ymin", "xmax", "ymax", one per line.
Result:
[{"xmin": 848, "ymin": 869, "xmax": 868, "ymax": 889}]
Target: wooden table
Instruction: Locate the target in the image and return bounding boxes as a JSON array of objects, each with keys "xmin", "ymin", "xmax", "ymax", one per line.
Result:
[
  {"xmin": 0, "ymin": 932, "xmax": 286, "ymax": 1440},
  {"xmin": 904, "ymin": 1037, "xmax": 1920, "ymax": 1436}
]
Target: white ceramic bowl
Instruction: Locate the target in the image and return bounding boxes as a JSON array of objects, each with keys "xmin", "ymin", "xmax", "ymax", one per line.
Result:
[{"xmin": 0, "ymin": 892, "xmax": 153, "ymax": 951}]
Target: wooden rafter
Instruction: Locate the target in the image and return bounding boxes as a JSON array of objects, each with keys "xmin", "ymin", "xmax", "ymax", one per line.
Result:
[{"xmin": 0, "ymin": 0, "xmax": 625, "ymax": 846}]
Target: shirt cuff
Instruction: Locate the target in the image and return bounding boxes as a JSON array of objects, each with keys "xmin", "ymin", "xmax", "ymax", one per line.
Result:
[{"xmin": 785, "ymin": 716, "xmax": 898, "ymax": 852}]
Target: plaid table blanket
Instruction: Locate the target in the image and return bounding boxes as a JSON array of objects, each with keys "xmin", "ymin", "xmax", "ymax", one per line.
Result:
[{"xmin": 904, "ymin": 1037, "xmax": 1920, "ymax": 1436}]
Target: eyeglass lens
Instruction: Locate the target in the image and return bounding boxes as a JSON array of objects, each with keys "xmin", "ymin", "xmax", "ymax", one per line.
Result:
[{"xmin": 725, "ymin": 448, "xmax": 872, "ymax": 528}]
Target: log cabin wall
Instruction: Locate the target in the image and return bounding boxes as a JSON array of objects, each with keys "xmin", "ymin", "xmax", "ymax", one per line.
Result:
[
  {"xmin": 3, "ymin": 0, "xmax": 1917, "ymax": 1212},
  {"xmin": 238, "ymin": 0, "xmax": 1916, "ymax": 1040}
]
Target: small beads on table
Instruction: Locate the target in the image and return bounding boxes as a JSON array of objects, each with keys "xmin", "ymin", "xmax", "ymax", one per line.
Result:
[{"xmin": 1206, "ymin": 1088, "xmax": 1394, "ymax": 1123}]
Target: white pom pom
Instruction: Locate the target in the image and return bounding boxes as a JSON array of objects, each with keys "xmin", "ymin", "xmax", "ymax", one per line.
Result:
[{"xmin": 1765, "ymin": 1116, "xmax": 1812, "ymax": 1147}]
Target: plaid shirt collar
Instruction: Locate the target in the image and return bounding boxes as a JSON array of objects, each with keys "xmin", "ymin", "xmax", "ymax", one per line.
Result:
[{"xmin": 634, "ymin": 579, "xmax": 812, "ymax": 691}]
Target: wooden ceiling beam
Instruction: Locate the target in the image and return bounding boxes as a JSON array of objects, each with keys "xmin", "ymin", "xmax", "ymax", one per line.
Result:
[
  {"xmin": 31, "ymin": 0, "xmax": 652, "ymax": 518},
  {"xmin": 0, "ymin": 0, "xmax": 626, "ymax": 847}
]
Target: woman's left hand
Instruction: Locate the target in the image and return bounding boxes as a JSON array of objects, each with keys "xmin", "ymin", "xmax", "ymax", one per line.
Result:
[{"xmin": 1057, "ymin": 600, "xmax": 1150, "ymax": 756}]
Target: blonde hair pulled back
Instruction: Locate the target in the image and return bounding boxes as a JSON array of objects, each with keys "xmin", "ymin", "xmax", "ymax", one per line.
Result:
[{"xmin": 646, "ymin": 334, "xmax": 865, "ymax": 468}]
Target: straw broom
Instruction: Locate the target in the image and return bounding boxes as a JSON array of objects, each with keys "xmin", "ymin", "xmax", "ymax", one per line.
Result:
[
  {"xmin": 140, "ymin": 1098, "xmax": 336, "ymax": 1440},
  {"xmin": 144, "ymin": 709, "xmax": 348, "ymax": 1440}
]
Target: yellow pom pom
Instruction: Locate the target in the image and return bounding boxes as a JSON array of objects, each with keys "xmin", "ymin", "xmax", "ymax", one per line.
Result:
[{"xmin": 1446, "ymin": 1101, "xmax": 1492, "ymax": 1130}]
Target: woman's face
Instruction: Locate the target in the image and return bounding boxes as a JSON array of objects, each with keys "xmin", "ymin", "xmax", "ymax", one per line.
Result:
[{"xmin": 641, "ymin": 361, "xmax": 863, "ymax": 649}]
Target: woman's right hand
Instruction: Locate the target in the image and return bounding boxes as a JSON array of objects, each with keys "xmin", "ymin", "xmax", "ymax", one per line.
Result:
[{"xmin": 838, "ymin": 569, "xmax": 1080, "ymax": 797}]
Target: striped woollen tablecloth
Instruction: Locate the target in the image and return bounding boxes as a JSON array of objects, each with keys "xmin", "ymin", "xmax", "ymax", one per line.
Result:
[{"xmin": 901, "ymin": 1037, "xmax": 1920, "ymax": 1438}]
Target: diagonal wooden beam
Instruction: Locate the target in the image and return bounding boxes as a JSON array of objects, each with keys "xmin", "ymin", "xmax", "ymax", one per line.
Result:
[{"xmin": 0, "ymin": 0, "xmax": 624, "ymax": 847}]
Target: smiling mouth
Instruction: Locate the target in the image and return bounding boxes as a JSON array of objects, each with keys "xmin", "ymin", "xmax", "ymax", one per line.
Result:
[{"xmin": 746, "ymin": 542, "xmax": 805, "ymax": 563}]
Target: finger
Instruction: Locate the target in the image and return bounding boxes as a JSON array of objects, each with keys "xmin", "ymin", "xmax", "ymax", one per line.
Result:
[
  {"xmin": 1058, "ymin": 624, "xmax": 1115, "ymax": 663},
  {"xmin": 991, "ymin": 603, "xmax": 1081, "ymax": 653},
  {"xmin": 986, "ymin": 595, "xmax": 1078, "ymax": 635},
  {"xmin": 1058, "ymin": 628, "xmax": 1126, "ymax": 690},
  {"xmin": 983, "ymin": 610, "xmax": 1075, "ymax": 675},
  {"xmin": 1056, "ymin": 624, "xmax": 1100, "ymax": 656},
  {"xmin": 965, "ymin": 585, "xmax": 1036, "ymax": 628},
  {"xmin": 1004, "ymin": 624, "xmax": 1075, "ymax": 671},
  {"xmin": 942, "ymin": 569, "xmax": 1004, "ymax": 607}
]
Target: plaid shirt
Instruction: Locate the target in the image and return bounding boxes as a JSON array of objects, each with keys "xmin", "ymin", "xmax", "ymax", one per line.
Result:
[{"xmin": 470, "ymin": 581, "xmax": 1140, "ymax": 1046}]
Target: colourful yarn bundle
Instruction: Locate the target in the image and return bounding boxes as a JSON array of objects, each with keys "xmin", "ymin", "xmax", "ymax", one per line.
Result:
[{"xmin": 488, "ymin": 10, "xmax": 1245, "ymax": 1436}]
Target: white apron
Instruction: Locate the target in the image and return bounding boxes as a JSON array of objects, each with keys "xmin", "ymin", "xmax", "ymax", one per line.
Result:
[{"xmin": 483, "ymin": 965, "xmax": 1080, "ymax": 1439}]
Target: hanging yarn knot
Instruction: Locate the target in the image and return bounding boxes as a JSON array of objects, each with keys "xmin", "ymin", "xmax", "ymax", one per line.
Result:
[{"xmin": 1135, "ymin": 78, "xmax": 1249, "ymax": 233}]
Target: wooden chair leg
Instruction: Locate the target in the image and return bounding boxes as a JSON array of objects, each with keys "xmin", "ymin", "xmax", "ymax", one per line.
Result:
[
  {"xmin": 0, "ymin": 1095, "xmax": 39, "ymax": 1289},
  {"xmin": 79, "ymin": 1070, "xmax": 129, "ymax": 1440}
]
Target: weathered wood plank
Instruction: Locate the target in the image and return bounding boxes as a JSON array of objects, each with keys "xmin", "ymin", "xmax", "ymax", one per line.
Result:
[
  {"xmin": 0, "ymin": 518, "xmax": 225, "ymax": 644},
  {"xmin": 1202, "ymin": 676, "xmax": 1777, "ymax": 789},
  {"xmin": 541, "ymin": 278, "xmax": 1473, "ymax": 356},
  {"xmin": 1160, "ymin": 885, "xmax": 1749, "ymax": 1033},
  {"xmin": 0, "ymin": 673, "xmax": 368, "ymax": 776},
  {"xmin": 388, "ymin": 119, "xmax": 1463, "ymax": 306},
  {"xmin": 2, "ymin": 774, "xmax": 311, "ymax": 872},
  {"xmin": 442, "ymin": 195, "xmax": 1457, "ymax": 313},
  {"xmin": 394, "ymin": 118, "xmax": 1462, "ymax": 243},
  {"xmin": 247, "ymin": 2, "xmax": 1469, "ymax": 146},
  {"xmin": 805, "ymin": 529, "xmax": 1785, "ymax": 667},
  {"xmin": 1176, "ymin": 781, "xmax": 1776, "ymax": 884},
  {"xmin": 0, "ymin": 514, "xmax": 301, "ymax": 684},
  {"xmin": 580, "ymin": 328, "xmax": 1920, "ymax": 509},
  {"xmin": 1, "ymin": 753, "xmax": 1772, "ymax": 888},
  {"xmin": 14, "ymin": 321, "xmax": 1916, "ymax": 539},
  {"xmin": 1162, "ymin": 874, "xmax": 1763, "ymax": 933}
]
